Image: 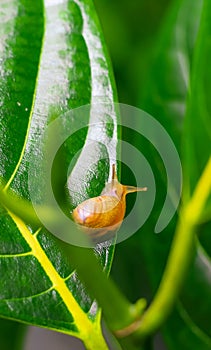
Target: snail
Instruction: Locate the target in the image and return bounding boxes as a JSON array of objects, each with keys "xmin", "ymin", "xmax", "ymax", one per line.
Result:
[{"xmin": 72, "ymin": 164, "xmax": 147, "ymax": 239}]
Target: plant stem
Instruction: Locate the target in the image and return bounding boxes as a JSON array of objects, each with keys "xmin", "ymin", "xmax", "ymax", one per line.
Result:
[
  {"xmin": 0, "ymin": 187, "xmax": 143, "ymax": 332},
  {"xmin": 0, "ymin": 186, "xmax": 40, "ymax": 225},
  {"xmin": 131, "ymin": 156, "xmax": 211, "ymax": 340},
  {"xmin": 134, "ymin": 212, "xmax": 195, "ymax": 339},
  {"xmin": 59, "ymin": 241, "xmax": 145, "ymax": 331}
]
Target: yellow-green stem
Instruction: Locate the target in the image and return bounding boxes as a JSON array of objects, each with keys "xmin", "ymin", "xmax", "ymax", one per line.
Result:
[
  {"xmin": 132, "ymin": 156, "xmax": 211, "ymax": 340},
  {"xmin": 0, "ymin": 186, "xmax": 139, "ymax": 332}
]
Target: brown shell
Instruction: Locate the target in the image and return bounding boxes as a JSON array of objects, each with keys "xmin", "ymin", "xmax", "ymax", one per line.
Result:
[
  {"xmin": 72, "ymin": 164, "xmax": 147, "ymax": 236},
  {"xmin": 73, "ymin": 195, "xmax": 126, "ymax": 229}
]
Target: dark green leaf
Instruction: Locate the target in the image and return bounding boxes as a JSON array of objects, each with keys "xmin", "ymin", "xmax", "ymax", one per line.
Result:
[
  {"xmin": 0, "ymin": 0, "xmax": 43, "ymax": 183},
  {"xmin": 0, "ymin": 0, "xmax": 118, "ymax": 348},
  {"xmin": 183, "ymin": 0, "xmax": 211, "ymax": 200},
  {"xmin": 163, "ymin": 303, "xmax": 211, "ymax": 350},
  {"xmin": 140, "ymin": 0, "xmax": 202, "ymax": 151},
  {"xmin": 180, "ymin": 244, "xmax": 211, "ymax": 337}
]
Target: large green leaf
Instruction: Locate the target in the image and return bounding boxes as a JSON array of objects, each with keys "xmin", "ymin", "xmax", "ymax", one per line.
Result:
[{"xmin": 0, "ymin": 0, "xmax": 118, "ymax": 348}]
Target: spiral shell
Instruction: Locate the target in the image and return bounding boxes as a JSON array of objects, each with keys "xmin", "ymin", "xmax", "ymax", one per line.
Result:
[{"xmin": 72, "ymin": 164, "xmax": 147, "ymax": 237}]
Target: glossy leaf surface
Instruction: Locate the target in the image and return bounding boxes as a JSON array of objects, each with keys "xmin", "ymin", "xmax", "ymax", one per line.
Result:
[{"xmin": 0, "ymin": 0, "xmax": 118, "ymax": 348}]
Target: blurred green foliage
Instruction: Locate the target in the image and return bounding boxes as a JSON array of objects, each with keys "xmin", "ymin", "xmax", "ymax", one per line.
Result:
[
  {"xmin": 94, "ymin": 0, "xmax": 172, "ymax": 105},
  {"xmin": 95, "ymin": 1, "xmax": 211, "ymax": 349}
]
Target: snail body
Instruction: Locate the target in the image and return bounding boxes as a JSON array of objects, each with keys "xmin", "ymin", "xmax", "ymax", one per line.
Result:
[{"xmin": 72, "ymin": 164, "xmax": 147, "ymax": 237}]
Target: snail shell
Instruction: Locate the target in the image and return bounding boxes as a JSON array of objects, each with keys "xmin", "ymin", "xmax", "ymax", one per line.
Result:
[{"xmin": 72, "ymin": 164, "xmax": 147, "ymax": 237}]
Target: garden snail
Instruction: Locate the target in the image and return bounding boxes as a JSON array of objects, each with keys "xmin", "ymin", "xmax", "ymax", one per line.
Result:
[{"xmin": 72, "ymin": 164, "xmax": 147, "ymax": 239}]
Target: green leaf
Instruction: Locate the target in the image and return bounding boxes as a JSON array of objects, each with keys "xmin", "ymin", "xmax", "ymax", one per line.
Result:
[
  {"xmin": 180, "ymin": 243, "xmax": 211, "ymax": 337},
  {"xmin": 163, "ymin": 303, "xmax": 211, "ymax": 350},
  {"xmin": 140, "ymin": 0, "xmax": 203, "ymax": 151},
  {"xmin": 183, "ymin": 0, "xmax": 211, "ymax": 200},
  {"xmin": 137, "ymin": 0, "xmax": 210, "ymax": 349},
  {"xmin": 0, "ymin": 0, "xmax": 44, "ymax": 183},
  {"xmin": 0, "ymin": 0, "xmax": 118, "ymax": 348},
  {"xmin": 113, "ymin": 0, "xmax": 211, "ymax": 348},
  {"xmin": 179, "ymin": 0, "xmax": 211, "ymax": 339}
]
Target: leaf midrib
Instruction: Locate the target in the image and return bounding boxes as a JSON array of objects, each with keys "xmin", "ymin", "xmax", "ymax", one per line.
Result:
[{"xmin": 7, "ymin": 210, "xmax": 108, "ymax": 348}]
